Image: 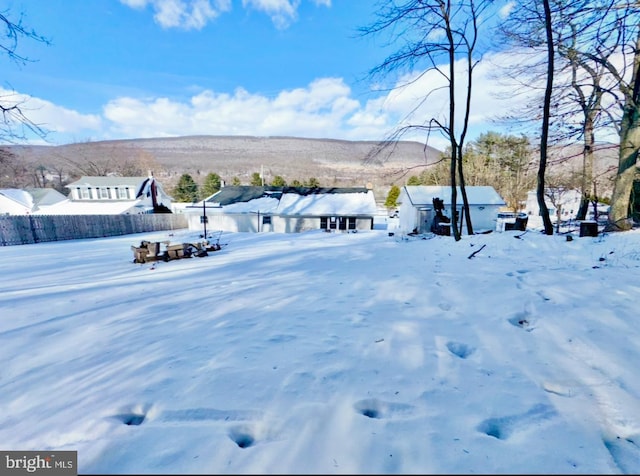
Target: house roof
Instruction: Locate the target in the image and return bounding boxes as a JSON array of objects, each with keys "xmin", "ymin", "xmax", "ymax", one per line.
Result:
[
  {"xmin": 0, "ymin": 188, "xmax": 67, "ymax": 210},
  {"xmin": 204, "ymin": 186, "xmax": 283, "ymax": 206},
  {"xmin": 402, "ymin": 186, "xmax": 506, "ymax": 206},
  {"xmin": 195, "ymin": 186, "xmax": 377, "ymax": 216},
  {"xmin": 66, "ymin": 176, "xmax": 148, "ymax": 188},
  {"xmin": 277, "ymin": 190, "xmax": 376, "ymax": 215},
  {"xmin": 32, "ymin": 199, "xmax": 150, "ymax": 215},
  {"xmin": 0, "ymin": 189, "xmax": 33, "ymax": 208}
]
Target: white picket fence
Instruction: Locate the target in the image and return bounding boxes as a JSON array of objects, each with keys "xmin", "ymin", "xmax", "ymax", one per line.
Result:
[{"xmin": 0, "ymin": 214, "xmax": 188, "ymax": 246}]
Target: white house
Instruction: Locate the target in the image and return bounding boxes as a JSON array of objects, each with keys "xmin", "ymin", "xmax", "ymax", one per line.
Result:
[
  {"xmin": 524, "ymin": 189, "xmax": 609, "ymax": 222},
  {"xmin": 33, "ymin": 173, "xmax": 173, "ymax": 215},
  {"xmin": 0, "ymin": 188, "xmax": 67, "ymax": 215},
  {"xmin": 397, "ymin": 185, "xmax": 507, "ymax": 234},
  {"xmin": 185, "ymin": 186, "xmax": 378, "ymax": 233}
]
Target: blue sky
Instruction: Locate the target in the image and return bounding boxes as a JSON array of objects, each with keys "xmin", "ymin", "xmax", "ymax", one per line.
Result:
[{"xmin": 2, "ymin": 0, "xmax": 531, "ymax": 149}]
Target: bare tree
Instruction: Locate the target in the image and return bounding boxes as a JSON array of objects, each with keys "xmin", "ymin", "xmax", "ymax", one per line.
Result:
[
  {"xmin": 498, "ymin": 1, "xmax": 640, "ymax": 231},
  {"xmin": 1, "ymin": 9, "xmax": 50, "ymax": 143},
  {"xmin": 607, "ymin": 23, "xmax": 640, "ymax": 230},
  {"xmin": 360, "ymin": 0, "xmax": 495, "ymax": 240}
]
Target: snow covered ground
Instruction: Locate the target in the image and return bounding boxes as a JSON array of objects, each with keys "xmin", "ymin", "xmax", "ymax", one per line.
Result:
[{"xmin": 1, "ymin": 223, "xmax": 640, "ymax": 474}]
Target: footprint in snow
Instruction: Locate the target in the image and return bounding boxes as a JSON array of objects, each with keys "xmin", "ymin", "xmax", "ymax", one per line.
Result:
[
  {"xmin": 354, "ymin": 398, "xmax": 415, "ymax": 420},
  {"xmin": 446, "ymin": 341, "xmax": 475, "ymax": 359},
  {"xmin": 477, "ymin": 403, "xmax": 557, "ymax": 440}
]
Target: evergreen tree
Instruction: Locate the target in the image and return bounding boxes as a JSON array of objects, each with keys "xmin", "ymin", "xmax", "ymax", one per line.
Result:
[
  {"xmin": 201, "ymin": 172, "xmax": 222, "ymax": 198},
  {"xmin": 173, "ymin": 173, "xmax": 199, "ymax": 202},
  {"xmin": 407, "ymin": 175, "xmax": 421, "ymax": 185},
  {"xmin": 271, "ymin": 175, "xmax": 286, "ymax": 186},
  {"xmin": 290, "ymin": 179, "xmax": 302, "ymax": 187},
  {"xmin": 250, "ymin": 172, "xmax": 263, "ymax": 186},
  {"xmin": 385, "ymin": 184, "xmax": 401, "ymax": 209},
  {"xmin": 304, "ymin": 177, "xmax": 320, "ymax": 188},
  {"xmin": 231, "ymin": 176, "xmax": 241, "ymax": 185}
]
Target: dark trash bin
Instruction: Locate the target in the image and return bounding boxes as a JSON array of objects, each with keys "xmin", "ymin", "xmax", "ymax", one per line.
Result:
[
  {"xmin": 514, "ymin": 214, "xmax": 528, "ymax": 231},
  {"xmin": 580, "ymin": 221, "xmax": 598, "ymax": 237}
]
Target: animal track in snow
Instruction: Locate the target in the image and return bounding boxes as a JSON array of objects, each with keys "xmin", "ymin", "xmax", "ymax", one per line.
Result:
[{"xmin": 508, "ymin": 311, "xmax": 535, "ymax": 332}]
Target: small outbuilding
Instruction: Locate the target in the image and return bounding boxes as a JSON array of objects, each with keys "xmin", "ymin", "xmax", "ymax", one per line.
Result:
[{"xmin": 397, "ymin": 185, "xmax": 507, "ymax": 234}]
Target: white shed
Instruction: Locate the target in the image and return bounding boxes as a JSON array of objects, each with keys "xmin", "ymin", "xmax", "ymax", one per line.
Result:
[{"xmin": 397, "ymin": 185, "xmax": 506, "ymax": 234}]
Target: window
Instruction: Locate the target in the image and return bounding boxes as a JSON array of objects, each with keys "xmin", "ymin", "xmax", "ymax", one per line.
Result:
[
  {"xmin": 79, "ymin": 187, "xmax": 92, "ymax": 199},
  {"xmin": 99, "ymin": 188, "xmax": 110, "ymax": 199},
  {"xmin": 348, "ymin": 217, "xmax": 356, "ymax": 230},
  {"xmin": 117, "ymin": 187, "xmax": 129, "ymax": 199},
  {"xmin": 262, "ymin": 215, "xmax": 271, "ymax": 225}
]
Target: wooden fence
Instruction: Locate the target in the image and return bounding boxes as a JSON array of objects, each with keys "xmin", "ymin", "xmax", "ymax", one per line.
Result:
[{"xmin": 0, "ymin": 214, "xmax": 189, "ymax": 246}]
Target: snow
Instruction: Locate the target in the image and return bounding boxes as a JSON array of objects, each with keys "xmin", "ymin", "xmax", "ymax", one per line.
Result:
[
  {"xmin": 2, "ymin": 223, "xmax": 640, "ymax": 474},
  {"xmin": 32, "ymin": 199, "xmax": 148, "ymax": 215},
  {"xmin": 206, "ymin": 196, "xmax": 280, "ymax": 214},
  {"xmin": 276, "ymin": 191, "xmax": 378, "ymax": 215},
  {"xmin": 0, "ymin": 189, "xmax": 34, "ymax": 208},
  {"xmin": 402, "ymin": 186, "xmax": 507, "ymax": 205}
]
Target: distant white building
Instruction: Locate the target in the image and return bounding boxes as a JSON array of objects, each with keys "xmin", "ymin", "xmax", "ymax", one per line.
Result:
[
  {"xmin": 524, "ymin": 189, "xmax": 608, "ymax": 222},
  {"xmin": 0, "ymin": 188, "xmax": 67, "ymax": 215},
  {"xmin": 33, "ymin": 173, "xmax": 173, "ymax": 215},
  {"xmin": 397, "ymin": 185, "xmax": 507, "ymax": 234}
]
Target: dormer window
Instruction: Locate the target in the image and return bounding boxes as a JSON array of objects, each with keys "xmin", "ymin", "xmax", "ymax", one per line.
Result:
[{"xmin": 79, "ymin": 187, "xmax": 91, "ymax": 199}]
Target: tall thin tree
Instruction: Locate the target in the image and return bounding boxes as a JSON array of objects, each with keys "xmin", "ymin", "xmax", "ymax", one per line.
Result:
[{"xmin": 360, "ymin": 0, "xmax": 495, "ymax": 240}]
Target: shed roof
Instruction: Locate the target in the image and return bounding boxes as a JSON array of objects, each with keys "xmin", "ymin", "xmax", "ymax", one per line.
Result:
[{"xmin": 402, "ymin": 186, "xmax": 506, "ymax": 206}]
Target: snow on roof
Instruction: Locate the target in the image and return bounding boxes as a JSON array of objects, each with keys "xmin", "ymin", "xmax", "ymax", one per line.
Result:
[
  {"xmin": 403, "ymin": 185, "xmax": 506, "ymax": 206},
  {"xmin": 207, "ymin": 196, "xmax": 280, "ymax": 214},
  {"xmin": 277, "ymin": 190, "xmax": 377, "ymax": 215},
  {"xmin": 66, "ymin": 176, "xmax": 148, "ymax": 188},
  {"xmin": 0, "ymin": 189, "xmax": 34, "ymax": 208},
  {"xmin": 32, "ymin": 199, "xmax": 149, "ymax": 215}
]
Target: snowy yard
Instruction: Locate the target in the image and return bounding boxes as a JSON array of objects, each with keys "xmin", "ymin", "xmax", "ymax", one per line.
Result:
[{"xmin": 1, "ymin": 225, "xmax": 640, "ymax": 474}]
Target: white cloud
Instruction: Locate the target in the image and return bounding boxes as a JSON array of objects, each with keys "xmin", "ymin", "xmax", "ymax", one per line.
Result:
[
  {"xmin": 4, "ymin": 49, "xmax": 566, "ymax": 148},
  {"xmin": 120, "ymin": 0, "xmax": 231, "ymax": 30},
  {"xmin": 499, "ymin": 1, "xmax": 515, "ymax": 19},
  {"xmin": 121, "ymin": 0, "xmax": 329, "ymax": 30},
  {"xmin": 0, "ymin": 88, "xmax": 102, "ymax": 141},
  {"xmin": 101, "ymin": 78, "xmax": 368, "ymax": 140},
  {"xmin": 242, "ymin": 0, "xmax": 300, "ymax": 29}
]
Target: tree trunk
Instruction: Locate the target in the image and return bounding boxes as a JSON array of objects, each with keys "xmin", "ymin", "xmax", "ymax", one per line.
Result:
[
  {"xmin": 576, "ymin": 115, "xmax": 595, "ymax": 220},
  {"xmin": 607, "ymin": 28, "xmax": 640, "ymax": 231},
  {"xmin": 538, "ymin": 0, "xmax": 555, "ymax": 235},
  {"xmin": 457, "ymin": 150, "xmax": 474, "ymax": 235}
]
